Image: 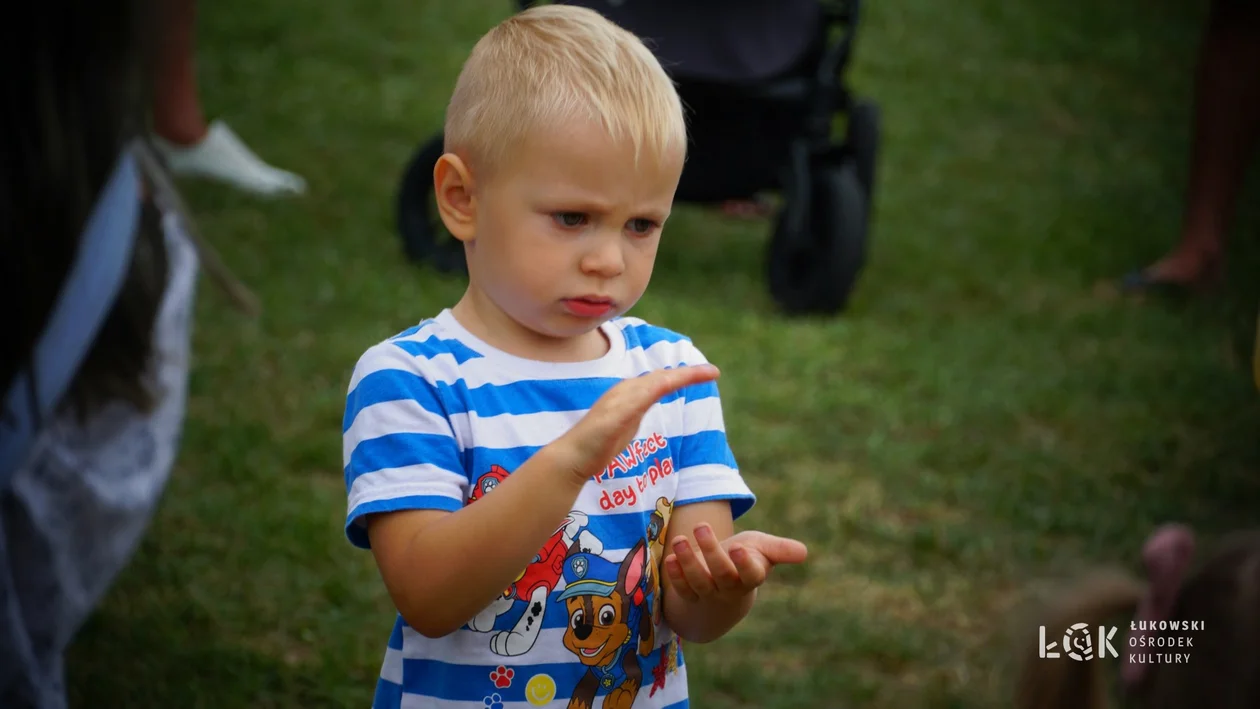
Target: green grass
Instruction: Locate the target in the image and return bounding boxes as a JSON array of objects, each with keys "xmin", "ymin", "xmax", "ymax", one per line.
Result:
[{"xmin": 66, "ymin": 0, "xmax": 1260, "ymax": 706}]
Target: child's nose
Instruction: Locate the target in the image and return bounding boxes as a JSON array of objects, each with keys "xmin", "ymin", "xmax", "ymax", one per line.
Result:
[{"xmin": 580, "ymin": 236, "xmax": 625, "ymax": 278}]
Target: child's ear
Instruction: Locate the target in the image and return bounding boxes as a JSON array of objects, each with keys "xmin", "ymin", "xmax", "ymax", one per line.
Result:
[{"xmin": 434, "ymin": 153, "xmax": 477, "ymax": 242}]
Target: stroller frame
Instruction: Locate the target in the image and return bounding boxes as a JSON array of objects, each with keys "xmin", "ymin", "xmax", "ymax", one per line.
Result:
[{"xmin": 395, "ymin": 0, "xmax": 880, "ymax": 315}]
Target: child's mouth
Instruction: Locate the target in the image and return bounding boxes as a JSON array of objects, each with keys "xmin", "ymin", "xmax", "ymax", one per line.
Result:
[{"xmin": 563, "ymin": 297, "xmax": 614, "ymax": 318}]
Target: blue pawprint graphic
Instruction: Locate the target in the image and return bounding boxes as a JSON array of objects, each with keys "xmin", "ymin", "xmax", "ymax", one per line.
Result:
[{"xmin": 483, "ymin": 693, "xmax": 504, "ymax": 709}]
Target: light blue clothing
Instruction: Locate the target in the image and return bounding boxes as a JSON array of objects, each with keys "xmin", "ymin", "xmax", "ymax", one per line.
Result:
[
  {"xmin": 0, "ymin": 209, "xmax": 199, "ymax": 708},
  {"xmin": 342, "ymin": 309, "xmax": 755, "ymax": 708}
]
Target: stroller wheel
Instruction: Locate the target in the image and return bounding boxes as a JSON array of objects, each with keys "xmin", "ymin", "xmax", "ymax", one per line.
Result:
[
  {"xmin": 847, "ymin": 100, "xmax": 881, "ymax": 208},
  {"xmin": 767, "ymin": 159, "xmax": 868, "ymax": 315},
  {"xmin": 396, "ymin": 133, "xmax": 466, "ymax": 274}
]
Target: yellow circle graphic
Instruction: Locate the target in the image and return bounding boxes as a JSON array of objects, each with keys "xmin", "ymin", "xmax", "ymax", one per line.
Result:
[{"xmin": 524, "ymin": 673, "xmax": 556, "ymax": 706}]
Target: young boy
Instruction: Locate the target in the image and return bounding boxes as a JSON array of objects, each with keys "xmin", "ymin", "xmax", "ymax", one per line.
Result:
[{"xmin": 342, "ymin": 6, "xmax": 808, "ymax": 707}]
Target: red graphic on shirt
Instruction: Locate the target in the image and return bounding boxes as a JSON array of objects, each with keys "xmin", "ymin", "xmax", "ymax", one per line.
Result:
[
  {"xmin": 511, "ymin": 531, "xmax": 568, "ymax": 600},
  {"xmin": 650, "ymin": 652, "xmax": 668, "ymax": 696},
  {"xmin": 465, "ymin": 465, "xmax": 604, "ymax": 659},
  {"xmin": 490, "ymin": 666, "xmax": 514, "ymax": 689}
]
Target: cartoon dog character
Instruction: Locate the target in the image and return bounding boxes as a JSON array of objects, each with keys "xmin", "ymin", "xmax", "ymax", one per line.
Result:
[
  {"xmin": 557, "ymin": 538, "xmax": 655, "ymax": 709},
  {"xmin": 466, "ymin": 465, "xmax": 511, "ymax": 504},
  {"xmin": 644, "ymin": 497, "xmax": 674, "ymax": 627},
  {"xmin": 465, "ymin": 465, "xmax": 604, "ymax": 656}
]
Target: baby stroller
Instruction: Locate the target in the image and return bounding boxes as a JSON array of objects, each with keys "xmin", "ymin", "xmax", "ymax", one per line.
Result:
[{"xmin": 395, "ymin": 0, "xmax": 880, "ymax": 315}]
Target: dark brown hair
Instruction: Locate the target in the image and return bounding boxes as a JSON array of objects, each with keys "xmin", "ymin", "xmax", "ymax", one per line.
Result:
[
  {"xmin": 0, "ymin": 0, "xmax": 170, "ymax": 421},
  {"xmin": 1015, "ymin": 531, "xmax": 1260, "ymax": 709}
]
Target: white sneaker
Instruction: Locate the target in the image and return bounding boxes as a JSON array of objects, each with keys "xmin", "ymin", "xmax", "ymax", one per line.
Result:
[{"xmin": 153, "ymin": 120, "xmax": 307, "ymax": 197}]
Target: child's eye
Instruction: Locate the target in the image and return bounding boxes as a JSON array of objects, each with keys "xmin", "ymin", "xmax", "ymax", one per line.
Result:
[
  {"xmin": 553, "ymin": 212, "xmax": 587, "ymax": 228},
  {"xmin": 626, "ymin": 218, "xmax": 657, "ymax": 235}
]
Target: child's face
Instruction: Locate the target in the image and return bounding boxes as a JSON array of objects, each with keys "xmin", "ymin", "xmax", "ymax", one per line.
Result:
[{"xmin": 464, "ymin": 118, "xmax": 683, "ymax": 347}]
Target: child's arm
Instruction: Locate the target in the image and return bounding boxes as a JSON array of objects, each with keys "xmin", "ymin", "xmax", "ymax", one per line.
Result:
[
  {"xmin": 659, "ymin": 501, "xmax": 750, "ymax": 642},
  {"xmin": 367, "ymin": 445, "xmax": 586, "ymax": 638},
  {"xmin": 658, "ymin": 340, "xmax": 808, "ymax": 642},
  {"xmin": 660, "ymin": 502, "xmax": 808, "ymax": 643},
  {"xmin": 354, "ymin": 362, "xmax": 722, "ymax": 639}
]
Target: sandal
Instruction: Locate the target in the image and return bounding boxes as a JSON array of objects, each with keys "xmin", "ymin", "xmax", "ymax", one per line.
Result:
[
  {"xmin": 1118, "ymin": 262, "xmax": 1224, "ymax": 299},
  {"xmin": 1119, "ymin": 270, "xmax": 1199, "ymax": 298}
]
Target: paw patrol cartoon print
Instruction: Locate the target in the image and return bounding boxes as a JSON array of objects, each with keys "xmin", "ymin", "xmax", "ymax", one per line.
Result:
[
  {"xmin": 489, "ymin": 665, "xmax": 514, "ymax": 689},
  {"xmin": 644, "ymin": 496, "xmax": 674, "ymax": 627},
  {"xmin": 557, "ymin": 538, "xmax": 655, "ymax": 708},
  {"xmin": 649, "ymin": 636, "xmax": 683, "ymax": 697},
  {"xmin": 466, "ymin": 465, "xmax": 605, "ymax": 657}
]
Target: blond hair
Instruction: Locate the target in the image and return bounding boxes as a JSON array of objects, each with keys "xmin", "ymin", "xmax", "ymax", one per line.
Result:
[{"xmin": 443, "ymin": 4, "xmax": 686, "ymax": 174}]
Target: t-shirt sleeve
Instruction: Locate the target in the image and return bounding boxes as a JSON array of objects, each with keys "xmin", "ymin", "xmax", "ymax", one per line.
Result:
[
  {"xmin": 671, "ymin": 341, "xmax": 756, "ymax": 520},
  {"xmin": 342, "ymin": 342, "xmax": 468, "ymax": 549}
]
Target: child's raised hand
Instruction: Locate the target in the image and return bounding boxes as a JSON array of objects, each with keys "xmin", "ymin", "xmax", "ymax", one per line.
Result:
[
  {"xmin": 664, "ymin": 523, "xmax": 808, "ymax": 603},
  {"xmin": 558, "ymin": 364, "xmax": 720, "ymax": 484}
]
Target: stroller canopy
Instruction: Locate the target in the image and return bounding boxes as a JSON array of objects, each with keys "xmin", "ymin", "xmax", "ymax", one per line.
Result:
[{"xmin": 560, "ymin": 0, "xmax": 825, "ymax": 85}]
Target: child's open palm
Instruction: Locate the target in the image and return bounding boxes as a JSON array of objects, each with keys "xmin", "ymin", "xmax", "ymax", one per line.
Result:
[{"xmin": 664, "ymin": 523, "xmax": 808, "ymax": 602}]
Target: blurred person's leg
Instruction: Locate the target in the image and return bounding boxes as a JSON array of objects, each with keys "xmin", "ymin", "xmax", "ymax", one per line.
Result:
[
  {"xmin": 1125, "ymin": 0, "xmax": 1260, "ymax": 292},
  {"xmin": 151, "ymin": 0, "xmax": 307, "ymax": 196}
]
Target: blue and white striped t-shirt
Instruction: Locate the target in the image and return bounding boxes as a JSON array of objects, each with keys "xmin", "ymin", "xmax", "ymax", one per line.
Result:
[{"xmin": 343, "ymin": 309, "xmax": 756, "ymax": 709}]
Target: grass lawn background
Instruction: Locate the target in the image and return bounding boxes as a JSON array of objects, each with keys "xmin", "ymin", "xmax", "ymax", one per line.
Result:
[{"xmin": 67, "ymin": 0, "xmax": 1260, "ymax": 706}]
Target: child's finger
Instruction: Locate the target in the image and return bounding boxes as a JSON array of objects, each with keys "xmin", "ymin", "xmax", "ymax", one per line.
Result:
[
  {"xmin": 694, "ymin": 524, "xmax": 742, "ymax": 593},
  {"xmin": 599, "ymin": 365, "xmax": 720, "ymax": 427},
  {"xmin": 729, "ymin": 544, "xmax": 768, "ymax": 588},
  {"xmin": 744, "ymin": 532, "xmax": 810, "ymax": 566},
  {"xmin": 632, "ymin": 364, "xmax": 720, "ymax": 406},
  {"xmin": 671, "ymin": 535, "xmax": 715, "ymax": 596},
  {"xmin": 664, "ymin": 555, "xmax": 699, "ymax": 603},
  {"xmin": 565, "ymin": 365, "xmax": 721, "ymax": 479}
]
